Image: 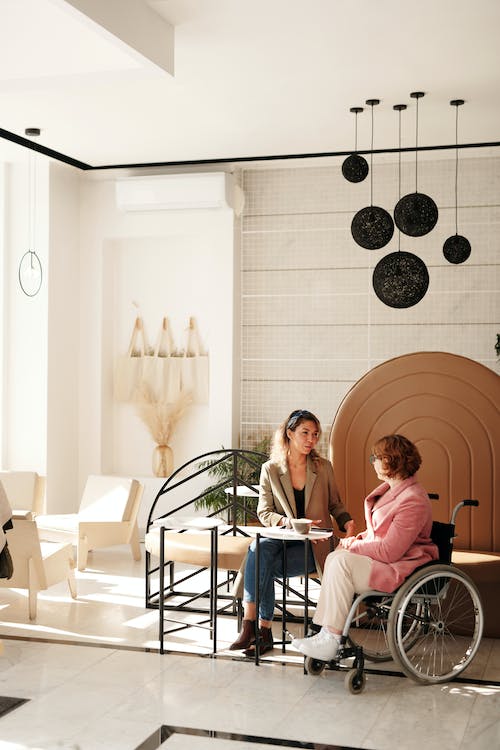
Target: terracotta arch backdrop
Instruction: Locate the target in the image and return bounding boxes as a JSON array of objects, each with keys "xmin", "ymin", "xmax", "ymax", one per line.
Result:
[{"xmin": 329, "ymin": 352, "xmax": 500, "ymax": 553}]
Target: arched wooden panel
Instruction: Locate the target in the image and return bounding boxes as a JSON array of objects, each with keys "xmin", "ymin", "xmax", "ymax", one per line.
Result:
[{"xmin": 329, "ymin": 352, "xmax": 500, "ymax": 552}]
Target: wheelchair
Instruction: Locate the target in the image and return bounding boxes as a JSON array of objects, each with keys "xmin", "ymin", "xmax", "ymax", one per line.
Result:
[{"xmin": 303, "ymin": 499, "xmax": 484, "ymax": 694}]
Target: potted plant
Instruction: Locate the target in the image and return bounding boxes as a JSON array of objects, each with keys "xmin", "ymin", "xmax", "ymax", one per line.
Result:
[{"xmin": 194, "ymin": 437, "xmax": 270, "ymax": 524}]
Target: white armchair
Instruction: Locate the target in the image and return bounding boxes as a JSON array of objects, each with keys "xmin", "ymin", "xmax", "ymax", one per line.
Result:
[
  {"xmin": 0, "ymin": 513, "xmax": 76, "ymax": 619},
  {"xmin": 0, "ymin": 471, "xmax": 45, "ymax": 515},
  {"xmin": 35, "ymin": 475, "xmax": 144, "ymax": 571}
]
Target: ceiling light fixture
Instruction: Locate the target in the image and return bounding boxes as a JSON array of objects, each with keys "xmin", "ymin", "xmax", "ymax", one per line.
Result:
[
  {"xmin": 443, "ymin": 99, "xmax": 471, "ymax": 264},
  {"xmin": 351, "ymin": 99, "xmax": 394, "ymax": 250},
  {"xmin": 18, "ymin": 128, "xmax": 43, "ymax": 297},
  {"xmin": 394, "ymin": 91, "xmax": 438, "ymax": 237},
  {"xmin": 373, "ymin": 104, "xmax": 429, "ymax": 308},
  {"xmin": 342, "ymin": 107, "xmax": 369, "ymax": 183}
]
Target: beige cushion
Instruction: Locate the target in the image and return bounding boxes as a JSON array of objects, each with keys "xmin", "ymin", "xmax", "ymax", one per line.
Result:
[
  {"xmin": 0, "ymin": 471, "xmax": 44, "ymax": 515},
  {"xmin": 452, "ymin": 549, "xmax": 500, "ymax": 638},
  {"xmin": 78, "ymin": 476, "xmax": 138, "ymax": 521},
  {"xmin": 145, "ymin": 528, "xmax": 252, "ymax": 571},
  {"xmin": 452, "ymin": 550, "xmax": 500, "ymax": 582}
]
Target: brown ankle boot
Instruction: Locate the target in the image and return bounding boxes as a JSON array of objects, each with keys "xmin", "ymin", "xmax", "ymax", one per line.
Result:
[
  {"xmin": 244, "ymin": 625, "xmax": 274, "ymax": 657},
  {"xmin": 229, "ymin": 619, "xmax": 256, "ymax": 651}
]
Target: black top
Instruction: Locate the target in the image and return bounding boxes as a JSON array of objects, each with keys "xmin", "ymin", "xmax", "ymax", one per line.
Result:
[{"xmin": 293, "ymin": 486, "xmax": 305, "ymax": 518}]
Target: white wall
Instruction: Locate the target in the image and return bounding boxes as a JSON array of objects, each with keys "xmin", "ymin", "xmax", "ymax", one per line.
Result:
[
  {"xmin": 46, "ymin": 162, "xmax": 81, "ymax": 512},
  {"xmin": 2, "ymin": 157, "xmax": 49, "ymax": 475},
  {"xmin": 1, "ymin": 161, "xmax": 240, "ymax": 522},
  {"xmin": 78, "ymin": 175, "xmax": 239, "ymax": 528}
]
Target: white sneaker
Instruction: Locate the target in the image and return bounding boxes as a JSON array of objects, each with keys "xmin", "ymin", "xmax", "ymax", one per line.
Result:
[{"xmin": 293, "ymin": 629, "xmax": 340, "ymax": 662}]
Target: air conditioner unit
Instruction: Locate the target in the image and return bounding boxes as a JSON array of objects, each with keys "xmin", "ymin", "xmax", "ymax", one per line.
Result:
[{"xmin": 115, "ymin": 172, "xmax": 244, "ymax": 214}]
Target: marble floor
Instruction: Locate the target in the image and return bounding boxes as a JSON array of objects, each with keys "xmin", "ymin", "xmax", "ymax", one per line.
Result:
[{"xmin": 0, "ymin": 545, "xmax": 498, "ymax": 750}]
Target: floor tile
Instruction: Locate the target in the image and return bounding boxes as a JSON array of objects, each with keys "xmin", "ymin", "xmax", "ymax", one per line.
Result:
[{"xmin": 0, "ymin": 545, "xmax": 497, "ymax": 750}]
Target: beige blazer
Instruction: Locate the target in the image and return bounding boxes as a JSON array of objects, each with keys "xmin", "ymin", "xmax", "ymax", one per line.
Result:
[
  {"xmin": 257, "ymin": 455, "xmax": 350, "ymax": 577},
  {"xmin": 232, "ymin": 455, "xmax": 351, "ymax": 597}
]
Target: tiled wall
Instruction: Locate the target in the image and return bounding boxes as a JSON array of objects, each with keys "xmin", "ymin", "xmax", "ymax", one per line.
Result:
[{"xmin": 239, "ymin": 155, "xmax": 500, "ymax": 453}]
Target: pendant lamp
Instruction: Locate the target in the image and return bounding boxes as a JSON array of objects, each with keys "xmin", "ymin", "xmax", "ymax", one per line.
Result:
[
  {"xmin": 351, "ymin": 99, "xmax": 394, "ymax": 250},
  {"xmin": 342, "ymin": 107, "xmax": 369, "ymax": 183},
  {"xmin": 394, "ymin": 92, "xmax": 438, "ymax": 237},
  {"xmin": 373, "ymin": 104, "xmax": 429, "ymax": 308},
  {"xmin": 18, "ymin": 128, "xmax": 43, "ymax": 297},
  {"xmin": 443, "ymin": 99, "xmax": 471, "ymax": 264}
]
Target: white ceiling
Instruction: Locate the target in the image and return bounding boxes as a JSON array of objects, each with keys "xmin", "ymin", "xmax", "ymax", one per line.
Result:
[{"xmin": 0, "ymin": 0, "xmax": 499, "ymax": 169}]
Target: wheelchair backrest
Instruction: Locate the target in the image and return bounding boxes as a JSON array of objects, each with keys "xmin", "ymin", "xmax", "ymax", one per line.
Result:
[{"xmin": 431, "ymin": 520, "xmax": 455, "ymax": 563}]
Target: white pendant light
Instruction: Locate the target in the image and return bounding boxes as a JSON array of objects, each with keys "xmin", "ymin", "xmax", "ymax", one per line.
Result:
[{"xmin": 18, "ymin": 128, "xmax": 43, "ymax": 297}]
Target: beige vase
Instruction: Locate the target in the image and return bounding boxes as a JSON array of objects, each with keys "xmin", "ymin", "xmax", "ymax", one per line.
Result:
[{"xmin": 152, "ymin": 444, "xmax": 174, "ymax": 478}]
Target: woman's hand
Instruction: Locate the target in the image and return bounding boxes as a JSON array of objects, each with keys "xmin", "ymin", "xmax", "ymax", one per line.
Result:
[{"xmin": 340, "ymin": 536, "xmax": 355, "ymax": 549}]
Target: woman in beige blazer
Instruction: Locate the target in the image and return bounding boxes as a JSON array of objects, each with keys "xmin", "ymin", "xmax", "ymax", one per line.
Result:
[{"xmin": 229, "ymin": 409, "xmax": 354, "ymax": 655}]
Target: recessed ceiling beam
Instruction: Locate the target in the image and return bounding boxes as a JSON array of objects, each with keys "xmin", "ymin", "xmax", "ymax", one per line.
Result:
[{"xmin": 57, "ymin": 0, "xmax": 174, "ymax": 75}]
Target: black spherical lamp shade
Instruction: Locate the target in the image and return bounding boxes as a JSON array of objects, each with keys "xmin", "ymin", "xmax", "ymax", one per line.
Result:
[
  {"xmin": 351, "ymin": 205, "xmax": 394, "ymax": 250},
  {"xmin": 372, "ymin": 251, "xmax": 429, "ymax": 308},
  {"xmin": 342, "ymin": 153, "xmax": 369, "ymax": 183},
  {"xmin": 443, "ymin": 234, "xmax": 471, "ymax": 264},
  {"xmin": 394, "ymin": 192, "xmax": 439, "ymax": 237}
]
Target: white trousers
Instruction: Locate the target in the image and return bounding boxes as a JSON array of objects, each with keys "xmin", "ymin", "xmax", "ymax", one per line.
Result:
[{"xmin": 313, "ymin": 548, "xmax": 373, "ymax": 631}]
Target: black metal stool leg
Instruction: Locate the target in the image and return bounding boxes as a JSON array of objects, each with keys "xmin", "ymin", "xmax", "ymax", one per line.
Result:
[
  {"xmin": 255, "ymin": 533, "xmax": 260, "ymax": 665},
  {"xmin": 282, "ymin": 541, "xmax": 287, "ymax": 653},
  {"xmin": 159, "ymin": 526, "xmax": 165, "ymax": 654},
  {"xmin": 304, "ymin": 538, "xmax": 309, "ymax": 637}
]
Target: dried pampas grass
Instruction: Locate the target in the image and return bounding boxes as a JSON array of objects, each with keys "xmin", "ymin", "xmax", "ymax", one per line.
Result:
[{"xmin": 135, "ymin": 384, "xmax": 192, "ymax": 446}]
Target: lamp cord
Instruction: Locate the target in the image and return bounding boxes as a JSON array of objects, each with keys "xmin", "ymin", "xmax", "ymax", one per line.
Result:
[
  {"xmin": 354, "ymin": 110, "xmax": 358, "ymax": 151},
  {"xmin": 28, "ymin": 152, "xmax": 33, "ymax": 251},
  {"xmin": 414, "ymin": 96, "xmax": 419, "ymax": 193},
  {"xmin": 455, "ymin": 104, "xmax": 459, "ymax": 235},
  {"xmin": 369, "ymin": 104, "xmax": 374, "ymax": 205},
  {"xmin": 398, "ymin": 109, "xmax": 402, "ymax": 252},
  {"xmin": 28, "ymin": 149, "xmax": 37, "ymax": 253}
]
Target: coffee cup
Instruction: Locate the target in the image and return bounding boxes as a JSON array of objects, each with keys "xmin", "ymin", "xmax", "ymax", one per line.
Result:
[{"xmin": 291, "ymin": 518, "xmax": 313, "ymax": 535}]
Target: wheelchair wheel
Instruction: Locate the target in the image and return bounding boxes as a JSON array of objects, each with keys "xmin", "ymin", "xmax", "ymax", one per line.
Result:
[
  {"xmin": 304, "ymin": 656, "xmax": 325, "ymax": 676},
  {"xmin": 347, "ymin": 596, "xmax": 393, "ymax": 662},
  {"xmin": 345, "ymin": 668, "xmax": 366, "ymax": 694},
  {"xmin": 388, "ymin": 565, "xmax": 483, "ymax": 684}
]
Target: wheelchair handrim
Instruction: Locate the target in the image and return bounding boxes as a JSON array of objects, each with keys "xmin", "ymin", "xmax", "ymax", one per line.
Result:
[{"xmin": 389, "ymin": 566, "xmax": 483, "ymax": 684}]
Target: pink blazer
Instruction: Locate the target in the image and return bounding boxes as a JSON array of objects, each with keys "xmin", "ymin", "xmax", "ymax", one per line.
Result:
[{"xmin": 348, "ymin": 476, "xmax": 438, "ymax": 592}]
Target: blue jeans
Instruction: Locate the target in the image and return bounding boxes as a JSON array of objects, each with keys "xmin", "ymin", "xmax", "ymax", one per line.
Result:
[{"xmin": 243, "ymin": 537, "xmax": 316, "ymax": 622}]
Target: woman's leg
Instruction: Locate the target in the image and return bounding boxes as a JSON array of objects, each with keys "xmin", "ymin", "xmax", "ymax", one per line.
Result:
[
  {"xmin": 313, "ymin": 549, "xmax": 372, "ymax": 631},
  {"xmin": 245, "ymin": 538, "xmax": 315, "ymax": 623},
  {"xmin": 294, "ymin": 549, "xmax": 372, "ymax": 661},
  {"xmin": 243, "ymin": 537, "xmax": 283, "ymax": 624},
  {"xmin": 231, "ymin": 537, "xmax": 316, "ymax": 651},
  {"xmin": 230, "ymin": 537, "xmax": 284, "ymax": 651}
]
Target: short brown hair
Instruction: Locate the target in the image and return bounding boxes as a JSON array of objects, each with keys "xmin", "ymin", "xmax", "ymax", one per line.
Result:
[{"xmin": 372, "ymin": 434, "xmax": 421, "ymax": 479}]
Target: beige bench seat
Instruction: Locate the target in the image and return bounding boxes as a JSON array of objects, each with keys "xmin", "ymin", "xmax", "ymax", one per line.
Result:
[
  {"xmin": 36, "ymin": 475, "xmax": 143, "ymax": 571},
  {"xmin": 145, "ymin": 527, "xmax": 252, "ymax": 570},
  {"xmin": 452, "ymin": 549, "xmax": 500, "ymax": 638},
  {"xmin": 0, "ymin": 513, "xmax": 76, "ymax": 619}
]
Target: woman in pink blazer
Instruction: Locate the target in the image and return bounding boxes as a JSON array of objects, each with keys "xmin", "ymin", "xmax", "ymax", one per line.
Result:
[{"xmin": 293, "ymin": 434, "xmax": 438, "ymax": 662}]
